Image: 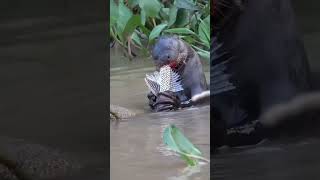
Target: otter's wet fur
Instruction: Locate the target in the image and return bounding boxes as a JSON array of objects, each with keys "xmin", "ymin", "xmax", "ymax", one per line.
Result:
[{"xmin": 148, "ymin": 36, "xmax": 209, "ymax": 111}]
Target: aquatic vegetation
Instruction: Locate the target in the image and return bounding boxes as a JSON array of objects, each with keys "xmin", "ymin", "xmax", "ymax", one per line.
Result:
[
  {"xmin": 110, "ymin": 0, "xmax": 210, "ymax": 60},
  {"xmin": 163, "ymin": 124, "xmax": 209, "ymax": 166}
]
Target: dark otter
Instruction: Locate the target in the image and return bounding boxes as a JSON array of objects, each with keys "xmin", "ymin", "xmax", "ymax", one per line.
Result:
[
  {"xmin": 148, "ymin": 36, "xmax": 209, "ymax": 112},
  {"xmin": 212, "ymin": 0, "xmax": 320, "ymax": 149}
]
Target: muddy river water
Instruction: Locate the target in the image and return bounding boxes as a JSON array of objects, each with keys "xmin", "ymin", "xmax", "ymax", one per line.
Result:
[{"xmin": 110, "ymin": 50, "xmax": 210, "ymax": 180}]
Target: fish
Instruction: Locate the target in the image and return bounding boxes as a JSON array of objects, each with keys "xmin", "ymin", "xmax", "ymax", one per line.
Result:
[{"xmin": 145, "ymin": 65, "xmax": 184, "ymax": 96}]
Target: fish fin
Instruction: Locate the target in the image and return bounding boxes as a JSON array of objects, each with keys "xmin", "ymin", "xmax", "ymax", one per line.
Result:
[{"xmin": 145, "ymin": 77, "xmax": 160, "ymax": 95}]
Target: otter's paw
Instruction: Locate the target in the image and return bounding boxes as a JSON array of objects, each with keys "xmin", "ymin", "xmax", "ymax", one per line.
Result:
[{"xmin": 154, "ymin": 91, "xmax": 180, "ymax": 112}]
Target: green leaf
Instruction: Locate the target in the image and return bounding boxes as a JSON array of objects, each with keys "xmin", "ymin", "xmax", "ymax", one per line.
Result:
[
  {"xmin": 164, "ymin": 28, "xmax": 195, "ymax": 35},
  {"xmin": 190, "ymin": 14, "xmax": 198, "ymax": 30},
  {"xmin": 140, "ymin": 9, "xmax": 146, "ymax": 26},
  {"xmin": 128, "ymin": 0, "xmax": 139, "ymax": 8},
  {"xmin": 141, "ymin": 47, "xmax": 150, "ymax": 56},
  {"xmin": 163, "ymin": 124, "xmax": 204, "ymax": 166},
  {"xmin": 174, "ymin": 9, "xmax": 189, "ymax": 27},
  {"xmin": 132, "ymin": 31, "xmax": 142, "ymax": 47},
  {"xmin": 117, "ymin": 1, "xmax": 133, "ymax": 33},
  {"xmin": 192, "ymin": 45, "xmax": 210, "ymax": 60},
  {"xmin": 197, "ymin": 50, "xmax": 210, "ymax": 60},
  {"xmin": 168, "ymin": 6, "xmax": 178, "ymax": 27},
  {"xmin": 180, "ymin": 154, "xmax": 198, "ymax": 166},
  {"xmin": 160, "ymin": 8, "xmax": 170, "ymax": 20},
  {"xmin": 123, "ymin": 15, "xmax": 141, "ymax": 37},
  {"xmin": 175, "ymin": 0, "xmax": 199, "ymax": 11},
  {"xmin": 139, "ymin": 0, "xmax": 162, "ymax": 18},
  {"xmin": 110, "ymin": 0, "xmax": 118, "ymax": 27},
  {"xmin": 149, "ymin": 23, "xmax": 168, "ymax": 42},
  {"xmin": 198, "ymin": 16, "xmax": 210, "ymax": 48},
  {"xmin": 181, "ymin": 36, "xmax": 196, "ymax": 44},
  {"xmin": 202, "ymin": 3, "xmax": 210, "ymax": 17},
  {"xmin": 203, "ymin": 14, "xmax": 210, "ymax": 27},
  {"xmin": 139, "ymin": 25, "xmax": 151, "ymax": 36}
]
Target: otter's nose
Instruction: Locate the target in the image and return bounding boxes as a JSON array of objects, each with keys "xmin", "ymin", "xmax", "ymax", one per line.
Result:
[{"xmin": 159, "ymin": 53, "xmax": 172, "ymax": 61}]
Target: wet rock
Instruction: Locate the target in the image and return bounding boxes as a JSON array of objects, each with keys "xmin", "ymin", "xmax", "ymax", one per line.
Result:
[
  {"xmin": 0, "ymin": 137, "xmax": 81, "ymax": 180},
  {"xmin": 110, "ymin": 104, "xmax": 136, "ymax": 120}
]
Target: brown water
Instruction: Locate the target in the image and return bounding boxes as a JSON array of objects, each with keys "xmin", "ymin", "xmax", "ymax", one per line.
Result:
[
  {"xmin": 213, "ymin": 2, "xmax": 320, "ymax": 180},
  {"xmin": 0, "ymin": 22, "xmax": 107, "ymax": 179},
  {"xmin": 110, "ymin": 51, "xmax": 210, "ymax": 180}
]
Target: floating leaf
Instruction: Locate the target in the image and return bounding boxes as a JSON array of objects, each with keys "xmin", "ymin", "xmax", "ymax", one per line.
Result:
[
  {"xmin": 149, "ymin": 23, "xmax": 168, "ymax": 42},
  {"xmin": 163, "ymin": 124, "xmax": 205, "ymax": 166},
  {"xmin": 180, "ymin": 154, "xmax": 197, "ymax": 166}
]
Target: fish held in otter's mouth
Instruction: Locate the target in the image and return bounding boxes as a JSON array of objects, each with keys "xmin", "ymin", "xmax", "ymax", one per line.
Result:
[{"xmin": 145, "ymin": 65, "xmax": 184, "ymax": 96}]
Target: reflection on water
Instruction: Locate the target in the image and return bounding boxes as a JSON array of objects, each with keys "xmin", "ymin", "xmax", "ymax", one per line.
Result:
[
  {"xmin": 213, "ymin": 2, "xmax": 320, "ymax": 180},
  {"xmin": 110, "ymin": 51, "xmax": 210, "ymax": 180}
]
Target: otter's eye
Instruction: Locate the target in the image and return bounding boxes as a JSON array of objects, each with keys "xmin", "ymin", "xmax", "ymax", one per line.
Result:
[{"xmin": 167, "ymin": 55, "xmax": 170, "ymax": 59}]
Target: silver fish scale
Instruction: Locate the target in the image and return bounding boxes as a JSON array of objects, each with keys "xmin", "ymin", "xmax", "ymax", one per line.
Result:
[{"xmin": 145, "ymin": 65, "xmax": 184, "ymax": 95}]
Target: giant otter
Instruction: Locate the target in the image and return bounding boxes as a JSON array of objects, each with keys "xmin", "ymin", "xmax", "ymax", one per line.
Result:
[
  {"xmin": 148, "ymin": 36, "xmax": 209, "ymax": 112},
  {"xmin": 212, "ymin": 0, "xmax": 320, "ymax": 149}
]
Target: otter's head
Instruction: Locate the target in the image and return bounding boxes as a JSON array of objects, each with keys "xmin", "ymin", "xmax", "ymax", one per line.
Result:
[{"xmin": 152, "ymin": 36, "xmax": 181, "ymax": 69}]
